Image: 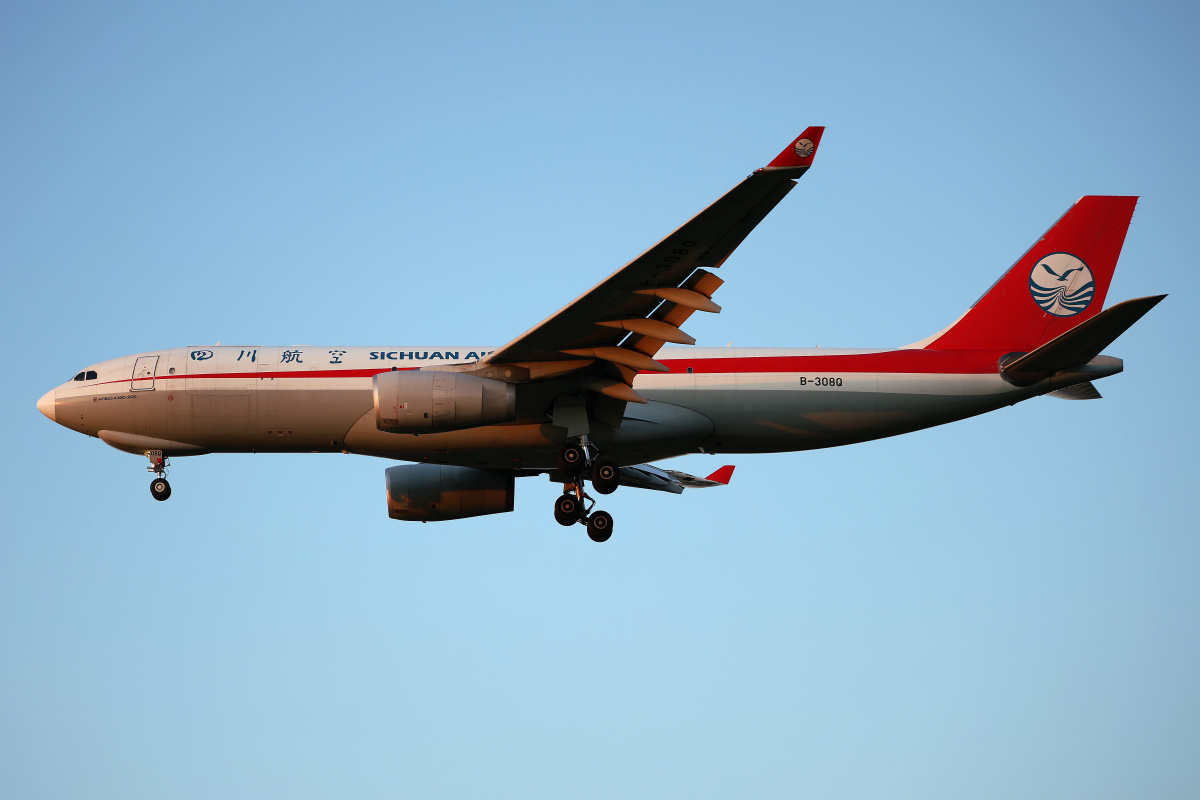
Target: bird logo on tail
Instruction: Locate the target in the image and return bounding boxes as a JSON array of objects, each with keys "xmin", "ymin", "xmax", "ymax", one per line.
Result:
[{"xmin": 1029, "ymin": 253, "xmax": 1095, "ymax": 316}]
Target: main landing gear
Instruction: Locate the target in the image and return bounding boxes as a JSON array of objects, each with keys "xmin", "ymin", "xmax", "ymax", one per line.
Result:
[
  {"xmin": 147, "ymin": 449, "xmax": 172, "ymax": 501},
  {"xmin": 553, "ymin": 440, "xmax": 618, "ymax": 542}
]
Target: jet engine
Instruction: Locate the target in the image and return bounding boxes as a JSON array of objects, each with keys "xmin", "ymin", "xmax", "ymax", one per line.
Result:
[
  {"xmin": 374, "ymin": 370, "xmax": 516, "ymax": 433},
  {"xmin": 385, "ymin": 464, "xmax": 515, "ymax": 521}
]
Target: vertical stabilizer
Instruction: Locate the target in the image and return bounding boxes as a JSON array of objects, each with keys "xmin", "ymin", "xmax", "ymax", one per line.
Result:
[{"xmin": 927, "ymin": 196, "xmax": 1137, "ymax": 351}]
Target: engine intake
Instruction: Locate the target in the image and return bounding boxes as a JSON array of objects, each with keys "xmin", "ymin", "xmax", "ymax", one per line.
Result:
[
  {"xmin": 385, "ymin": 464, "xmax": 515, "ymax": 521},
  {"xmin": 374, "ymin": 370, "xmax": 516, "ymax": 432}
]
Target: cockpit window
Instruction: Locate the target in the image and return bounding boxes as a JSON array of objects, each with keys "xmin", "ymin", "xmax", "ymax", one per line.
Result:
[
  {"xmin": 73, "ymin": 372, "xmax": 85, "ymax": 381},
  {"xmin": 85, "ymin": 370, "xmax": 98, "ymax": 380}
]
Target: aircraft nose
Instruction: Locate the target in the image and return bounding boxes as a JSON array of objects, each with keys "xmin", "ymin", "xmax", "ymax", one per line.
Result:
[{"xmin": 37, "ymin": 388, "xmax": 56, "ymax": 422}]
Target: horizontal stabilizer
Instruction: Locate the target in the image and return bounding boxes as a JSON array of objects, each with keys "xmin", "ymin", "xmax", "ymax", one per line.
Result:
[
  {"xmin": 1047, "ymin": 381, "xmax": 1103, "ymax": 400},
  {"xmin": 1001, "ymin": 294, "xmax": 1166, "ymax": 384}
]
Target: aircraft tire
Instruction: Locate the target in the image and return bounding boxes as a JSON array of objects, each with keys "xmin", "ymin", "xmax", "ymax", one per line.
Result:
[
  {"xmin": 592, "ymin": 460, "xmax": 619, "ymax": 495},
  {"xmin": 554, "ymin": 494, "xmax": 580, "ymax": 526},
  {"xmin": 586, "ymin": 511, "xmax": 613, "ymax": 542},
  {"xmin": 150, "ymin": 478, "xmax": 172, "ymax": 501},
  {"xmin": 557, "ymin": 444, "xmax": 585, "ymax": 477}
]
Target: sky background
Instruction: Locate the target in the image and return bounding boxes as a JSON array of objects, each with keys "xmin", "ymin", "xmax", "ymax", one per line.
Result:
[{"xmin": 3, "ymin": 1, "xmax": 1198, "ymax": 797}]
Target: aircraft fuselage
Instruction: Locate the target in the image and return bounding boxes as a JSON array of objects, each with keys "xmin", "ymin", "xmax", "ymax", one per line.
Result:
[{"xmin": 42, "ymin": 344, "xmax": 1121, "ymax": 470}]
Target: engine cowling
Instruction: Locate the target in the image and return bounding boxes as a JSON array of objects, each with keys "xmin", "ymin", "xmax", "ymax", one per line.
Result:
[
  {"xmin": 385, "ymin": 464, "xmax": 515, "ymax": 521},
  {"xmin": 373, "ymin": 370, "xmax": 516, "ymax": 432}
]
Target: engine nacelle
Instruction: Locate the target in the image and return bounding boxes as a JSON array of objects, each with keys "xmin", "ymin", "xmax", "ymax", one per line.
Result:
[
  {"xmin": 385, "ymin": 464, "xmax": 515, "ymax": 521},
  {"xmin": 374, "ymin": 370, "xmax": 516, "ymax": 432}
]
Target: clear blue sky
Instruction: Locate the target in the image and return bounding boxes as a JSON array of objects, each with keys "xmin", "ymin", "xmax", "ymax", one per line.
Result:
[{"xmin": 3, "ymin": 1, "xmax": 1198, "ymax": 797}]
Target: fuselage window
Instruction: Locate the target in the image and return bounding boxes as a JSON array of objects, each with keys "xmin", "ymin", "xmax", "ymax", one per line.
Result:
[
  {"xmin": 85, "ymin": 370, "xmax": 98, "ymax": 380},
  {"xmin": 73, "ymin": 372, "xmax": 85, "ymax": 381}
]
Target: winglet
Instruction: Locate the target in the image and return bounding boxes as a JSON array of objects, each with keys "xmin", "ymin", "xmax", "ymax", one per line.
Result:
[
  {"xmin": 766, "ymin": 126, "xmax": 825, "ymax": 169},
  {"xmin": 705, "ymin": 465, "xmax": 736, "ymax": 485}
]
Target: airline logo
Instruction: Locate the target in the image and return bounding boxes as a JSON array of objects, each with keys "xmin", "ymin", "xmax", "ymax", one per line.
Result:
[
  {"xmin": 794, "ymin": 138, "xmax": 815, "ymax": 158},
  {"xmin": 1028, "ymin": 253, "xmax": 1095, "ymax": 316}
]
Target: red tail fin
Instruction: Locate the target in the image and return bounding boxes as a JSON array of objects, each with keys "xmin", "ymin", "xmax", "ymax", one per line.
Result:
[{"xmin": 927, "ymin": 196, "xmax": 1137, "ymax": 351}]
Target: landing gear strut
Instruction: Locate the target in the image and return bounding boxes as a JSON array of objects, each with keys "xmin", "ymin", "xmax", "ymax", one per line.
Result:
[
  {"xmin": 553, "ymin": 441, "xmax": 618, "ymax": 541},
  {"xmin": 147, "ymin": 449, "xmax": 172, "ymax": 501}
]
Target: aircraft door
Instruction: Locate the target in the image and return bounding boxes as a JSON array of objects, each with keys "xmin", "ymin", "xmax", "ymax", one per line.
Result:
[
  {"xmin": 131, "ymin": 355, "xmax": 159, "ymax": 391},
  {"xmin": 257, "ymin": 353, "xmax": 277, "ymax": 418}
]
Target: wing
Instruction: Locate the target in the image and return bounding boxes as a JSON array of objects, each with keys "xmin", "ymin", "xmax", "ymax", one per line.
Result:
[
  {"xmin": 479, "ymin": 128, "xmax": 826, "ymax": 413},
  {"xmin": 575, "ymin": 464, "xmax": 736, "ymax": 494}
]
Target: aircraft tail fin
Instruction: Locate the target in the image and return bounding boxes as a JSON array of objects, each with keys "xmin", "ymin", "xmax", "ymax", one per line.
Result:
[{"xmin": 924, "ymin": 196, "xmax": 1139, "ymax": 352}]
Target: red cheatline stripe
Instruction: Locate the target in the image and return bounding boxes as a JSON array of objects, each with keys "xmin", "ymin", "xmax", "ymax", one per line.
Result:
[
  {"xmin": 657, "ymin": 350, "xmax": 1003, "ymax": 375},
  {"xmin": 98, "ymin": 349, "xmax": 1006, "ymax": 388}
]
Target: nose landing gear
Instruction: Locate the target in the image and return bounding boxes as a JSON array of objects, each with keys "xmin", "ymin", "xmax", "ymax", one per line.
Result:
[
  {"xmin": 147, "ymin": 449, "xmax": 172, "ymax": 501},
  {"xmin": 553, "ymin": 441, "xmax": 618, "ymax": 541},
  {"xmin": 150, "ymin": 477, "xmax": 172, "ymax": 501}
]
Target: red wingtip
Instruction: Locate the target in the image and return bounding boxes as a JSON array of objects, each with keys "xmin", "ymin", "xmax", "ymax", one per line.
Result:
[
  {"xmin": 705, "ymin": 465, "xmax": 735, "ymax": 485},
  {"xmin": 766, "ymin": 126, "xmax": 825, "ymax": 168}
]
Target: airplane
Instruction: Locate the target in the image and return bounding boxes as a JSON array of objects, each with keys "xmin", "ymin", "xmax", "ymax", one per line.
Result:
[{"xmin": 36, "ymin": 127, "xmax": 1166, "ymax": 542}]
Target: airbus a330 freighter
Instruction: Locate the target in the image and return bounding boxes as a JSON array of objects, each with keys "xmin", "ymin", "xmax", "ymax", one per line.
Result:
[{"xmin": 37, "ymin": 128, "xmax": 1165, "ymax": 541}]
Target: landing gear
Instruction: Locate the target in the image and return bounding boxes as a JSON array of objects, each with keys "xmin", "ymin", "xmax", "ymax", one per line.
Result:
[
  {"xmin": 591, "ymin": 459, "xmax": 619, "ymax": 495},
  {"xmin": 587, "ymin": 510, "xmax": 613, "ymax": 542},
  {"xmin": 553, "ymin": 441, "xmax": 619, "ymax": 541},
  {"xmin": 150, "ymin": 477, "xmax": 172, "ymax": 501},
  {"xmin": 146, "ymin": 449, "xmax": 172, "ymax": 501},
  {"xmin": 557, "ymin": 443, "xmax": 585, "ymax": 477},
  {"xmin": 554, "ymin": 493, "xmax": 581, "ymax": 526},
  {"xmin": 551, "ymin": 490, "xmax": 613, "ymax": 542}
]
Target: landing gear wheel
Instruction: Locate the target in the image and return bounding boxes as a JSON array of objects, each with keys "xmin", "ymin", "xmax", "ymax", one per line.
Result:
[
  {"xmin": 150, "ymin": 477, "xmax": 172, "ymax": 501},
  {"xmin": 592, "ymin": 459, "xmax": 619, "ymax": 495},
  {"xmin": 557, "ymin": 443, "xmax": 585, "ymax": 477},
  {"xmin": 587, "ymin": 510, "xmax": 613, "ymax": 542},
  {"xmin": 553, "ymin": 494, "xmax": 581, "ymax": 526}
]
